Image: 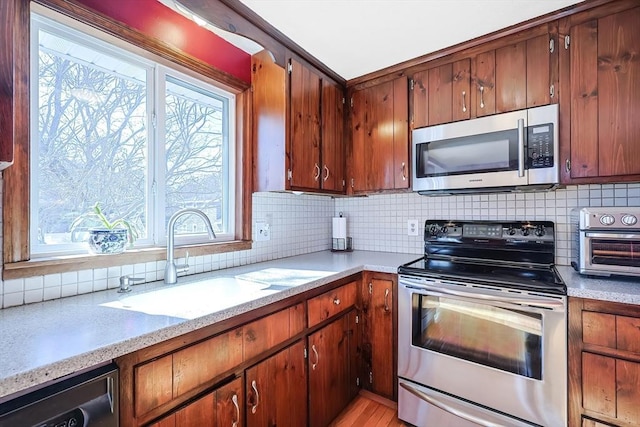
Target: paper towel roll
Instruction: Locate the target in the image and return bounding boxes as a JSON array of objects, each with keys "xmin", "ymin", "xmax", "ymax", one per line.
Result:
[{"xmin": 332, "ymin": 216, "xmax": 347, "ymax": 240}]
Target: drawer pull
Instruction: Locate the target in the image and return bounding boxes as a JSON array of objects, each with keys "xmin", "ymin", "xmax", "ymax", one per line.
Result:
[
  {"xmin": 251, "ymin": 380, "xmax": 260, "ymax": 414},
  {"xmin": 333, "ymin": 297, "xmax": 341, "ymax": 305}
]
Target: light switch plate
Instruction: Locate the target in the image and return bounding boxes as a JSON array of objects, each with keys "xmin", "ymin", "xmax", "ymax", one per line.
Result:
[
  {"xmin": 255, "ymin": 221, "xmax": 270, "ymax": 241},
  {"xmin": 407, "ymin": 219, "xmax": 419, "ymax": 236}
]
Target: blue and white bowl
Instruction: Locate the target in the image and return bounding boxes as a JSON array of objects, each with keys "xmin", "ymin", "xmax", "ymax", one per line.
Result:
[{"xmin": 88, "ymin": 228, "xmax": 128, "ymax": 254}]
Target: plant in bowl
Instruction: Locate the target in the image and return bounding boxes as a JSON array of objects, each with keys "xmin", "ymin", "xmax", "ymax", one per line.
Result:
[{"xmin": 70, "ymin": 202, "xmax": 138, "ymax": 254}]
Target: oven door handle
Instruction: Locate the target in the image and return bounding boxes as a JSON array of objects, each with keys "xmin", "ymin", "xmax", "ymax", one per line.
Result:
[
  {"xmin": 585, "ymin": 232, "xmax": 640, "ymax": 240},
  {"xmin": 400, "ymin": 381, "xmax": 513, "ymax": 427},
  {"xmin": 402, "ymin": 282, "xmax": 565, "ymax": 310}
]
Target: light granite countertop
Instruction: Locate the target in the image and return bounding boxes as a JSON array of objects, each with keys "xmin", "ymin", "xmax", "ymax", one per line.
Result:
[
  {"xmin": 0, "ymin": 250, "xmax": 417, "ymax": 401},
  {"xmin": 1, "ymin": 250, "xmax": 638, "ymax": 402}
]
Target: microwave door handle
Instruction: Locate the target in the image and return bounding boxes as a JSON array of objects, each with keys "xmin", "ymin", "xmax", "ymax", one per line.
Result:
[{"xmin": 517, "ymin": 118, "xmax": 525, "ymax": 177}]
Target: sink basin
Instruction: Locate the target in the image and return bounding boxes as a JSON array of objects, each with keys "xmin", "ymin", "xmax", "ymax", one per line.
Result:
[{"xmin": 102, "ymin": 277, "xmax": 277, "ymax": 319}]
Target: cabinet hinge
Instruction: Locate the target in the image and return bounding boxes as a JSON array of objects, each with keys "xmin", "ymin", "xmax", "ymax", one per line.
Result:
[
  {"xmin": 368, "ymin": 282, "xmax": 373, "ymax": 295},
  {"xmin": 355, "ymin": 315, "xmax": 359, "ymax": 324},
  {"xmin": 287, "ymin": 62, "xmax": 293, "ymax": 74},
  {"xmin": 304, "ymin": 347, "xmax": 308, "ymax": 359},
  {"xmin": 369, "ymin": 371, "xmax": 373, "ymax": 384},
  {"xmin": 342, "ymin": 179, "xmax": 346, "ymax": 188},
  {"xmin": 565, "ymin": 158, "xmax": 571, "ymax": 173},
  {"xmin": 564, "ymin": 35, "xmax": 570, "ymax": 50},
  {"xmin": 350, "ymin": 97, "xmax": 353, "ymax": 108},
  {"xmin": 342, "ymin": 97, "xmax": 346, "ymax": 105},
  {"xmin": 351, "ymin": 178, "xmax": 355, "ymax": 188},
  {"xmin": 287, "ymin": 169, "xmax": 292, "ymax": 181},
  {"xmin": 550, "ymin": 84, "xmax": 555, "ymax": 99},
  {"xmin": 356, "ymin": 377, "xmax": 360, "ymax": 387},
  {"xmin": 549, "ymin": 38, "xmax": 555, "ymax": 53},
  {"xmin": 409, "ymin": 79, "xmax": 414, "ymax": 91}
]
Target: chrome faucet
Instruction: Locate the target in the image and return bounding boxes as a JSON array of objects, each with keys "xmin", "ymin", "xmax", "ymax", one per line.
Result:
[{"xmin": 165, "ymin": 208, "xmax": 216, "ymax": 284}]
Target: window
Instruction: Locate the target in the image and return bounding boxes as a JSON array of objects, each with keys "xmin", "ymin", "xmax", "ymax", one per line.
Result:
[{"xmin": 30, "ymin": 12, "xmax": 236, "ymax": 256}]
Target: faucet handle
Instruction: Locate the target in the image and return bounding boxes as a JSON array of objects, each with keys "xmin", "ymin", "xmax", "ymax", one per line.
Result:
[
  {"xmin": 175, "ymin": 251, "xmax": 190, "ymax": 274},
  {"xmin": 118, "ymin": 275, "xmax": 145, "ymax": 293}
]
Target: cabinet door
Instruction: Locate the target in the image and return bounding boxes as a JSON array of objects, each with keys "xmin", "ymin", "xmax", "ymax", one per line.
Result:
[
  {"xmin": 495, "ymin": 41, "xmax": 527, "ymax": 113},
  {"xmin": 452, "ymin": 59, "xmax": 472, "ymax": 122},
  {"xmin": 308, "ymin": 312, "xmax": 353, "ymax": 427},
  {"xmin": 246, "ymin": 341, "xmax": 307, "ymax": 427},
  {"xmin": 474, "ymin": 50, "xmax": 496, "ymax": 116},
  {"xmin": 361, "ymin": 273, "xmax": 396, "ymax": 400},
  {"xmin": 567, "ymin": 6, "xmax": 640, "ymax": 180},
  {"xmin": 349, "ymin": 78, "xmax": 408, "ymax": 193},
  {"xmin": 321, "ymin": 79, "xmax": 345, "ymax": 192},
  {"xmin": 527, "ymin": 34, "xmax": 552, "ymax": 108},
  {"xmin": 411, "ymin": 69, "xmax": 429, "ymax": 129},
  {"xmin": 427, "ymin": 63, "xmax": 453, "ymax": 125},
  {"xmin": 216, "ymin": 377, "xmax": 243, "ymax": 427},
  {"xmin": 289, "ymin": 58, "xmax": 321, "ymax": 190}
]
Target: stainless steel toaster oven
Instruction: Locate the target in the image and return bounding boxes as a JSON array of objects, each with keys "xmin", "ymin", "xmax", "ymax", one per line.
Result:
[{"xmin": 572, "ymin": 207, "xmax": 640, "ymax": 277}]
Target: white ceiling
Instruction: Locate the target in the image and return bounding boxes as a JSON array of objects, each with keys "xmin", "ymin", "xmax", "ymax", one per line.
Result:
[{"xmin": 237, "ymin": 0, "xmax": 583, "ymax": 80}]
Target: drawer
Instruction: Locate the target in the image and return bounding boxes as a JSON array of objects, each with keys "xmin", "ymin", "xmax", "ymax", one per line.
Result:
[
  {"xmin": 243, "ymin": 303, "xmax": 305, "ymax": 360},
  {"xmin": 583, "ymin": 311, "xmax": 640, "ymax": 354},
  {"xmin": 307, "ymin": 281, "xmax": 357, "ymax": 327}
]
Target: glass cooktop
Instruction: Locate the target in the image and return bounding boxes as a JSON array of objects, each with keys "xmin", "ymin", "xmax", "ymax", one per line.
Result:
[{"xmin": 399, "ymin": 256, "xmax": 566, "ymax": 295}]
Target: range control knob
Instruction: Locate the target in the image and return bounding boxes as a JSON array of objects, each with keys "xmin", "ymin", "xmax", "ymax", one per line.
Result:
[
  {"xmin": 599, "ymin": 214, "xmax": 615, "ymax": 226},
  {"xmin": 440, "ymin": 226, "xmax": 448, "ymax": 235},
  {"xmin": 507, "ymin": 227, "xmax": 517, "ymax": 236},
  {"xmin": 428, "ymin": 225, "xmax": 439, "ymax": 236},
  {"xmin": 534, "ymin": 225, "xmax": 545, "ymax": 237},
  {"xmin": 622, "ymin": 214, "xmax": 638, "ymax": 226},
  {"xmin": 521, "ymin": 227, "xmax": 530, "ymax": 236}
]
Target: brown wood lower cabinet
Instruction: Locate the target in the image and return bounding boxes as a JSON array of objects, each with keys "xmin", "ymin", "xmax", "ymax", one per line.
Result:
[
  {"xmin": 117, "ymin": 273, "xmax": 405, "ymax": 427},
  {"xmin": 148, "ymin": 377, "xmax": 243, "ymax": 427},
  {"xmin": 245, "ymin": 340, "xmax": 307, "ymax": 427},
  {"xmin": 360, "ymin": 272, "xmax": 396, "ymax": 400},
  {"xmin": 569, "ymin": 297, "xmax": 640, "ymax": 427},
  {"xmin": 308, "ymin": 310, "xmax": 359, "ymax": 427}
]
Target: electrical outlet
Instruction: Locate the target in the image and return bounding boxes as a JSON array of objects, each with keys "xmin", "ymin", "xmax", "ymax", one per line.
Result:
[
  {"xmin": 407, "ymin": 219, "xmax": 419, "ymax": 236},
  {"xmin": 255, "ymin": 221, "xmax": 270, "ymax": 241}
]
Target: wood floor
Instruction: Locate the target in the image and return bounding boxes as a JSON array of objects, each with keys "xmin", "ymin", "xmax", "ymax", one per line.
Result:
[{"xmin": 330, "ymin": 392, "xmax": 407, "ymax": 427}]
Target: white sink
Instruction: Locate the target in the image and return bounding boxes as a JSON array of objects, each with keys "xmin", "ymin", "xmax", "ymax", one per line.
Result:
[{"xmin": 102, "ymin": 277, "xmax": 277, "ymax": 319}]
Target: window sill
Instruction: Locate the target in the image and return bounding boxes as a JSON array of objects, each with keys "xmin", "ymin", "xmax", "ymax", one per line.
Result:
[{"xmin": 2, "ymin": 240, "xmax": 253, "ymax": 280}]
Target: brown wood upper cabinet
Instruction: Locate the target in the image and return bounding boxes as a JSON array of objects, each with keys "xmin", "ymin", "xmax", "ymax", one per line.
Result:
[
  {"xmin": 559, "ymin": 2, "xmax": 640, "ymax": 183},
  {"xmin": 411, "ymin": 59, "xmax": 471, "ymax": 128},
  {"xmin": 349, "ymin": 76, "xmax": 409, "ymax": 193},
  {"xmin": 252, "ymin": 51, "xmax": 345, "ymax": 193}
]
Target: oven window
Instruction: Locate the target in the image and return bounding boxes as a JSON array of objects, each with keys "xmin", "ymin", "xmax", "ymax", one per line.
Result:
[
  {"xmin": 591, "ymin": 239, "xmax": 640, "ymax": 267},
  {"xmin": 412, "ymin": 294, "xmax": 542, "ymax": 379}
]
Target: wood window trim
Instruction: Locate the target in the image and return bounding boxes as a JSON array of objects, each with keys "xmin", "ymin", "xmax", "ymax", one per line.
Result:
[{"xmin": 2, "ymin": 0, "xmax": 254, "ymax": 277}]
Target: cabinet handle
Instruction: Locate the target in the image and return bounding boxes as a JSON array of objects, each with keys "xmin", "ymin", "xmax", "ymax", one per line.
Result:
[
  {"xmin": 251, "ymin": 380, "xmax": 260, "ymax": 414},
  {"xmin": 311, "ymin": 344, "xmax": 319, "ymax": 370},
  {"xmin": 479, "ymin": 86, "xmax": 485, "ymax": 109},
  {"xmin": 565, "ymin": 158, "xmax": 571, "ymax": 173},
  {"xmin": 313, "ymin": 163, "xmax": 320, "ymax": 181},
  {"xmin": 401, "ymin": 162, "xmax": 406, "ymax": 181},
  {"xmin": 351, "ymin": 178, "xmax": 354, "ymax": 188},
  {"xmin": 323, "ymin": 165, "xmax": 330, "ymax": 182},
  {"xmin": 333, "ymin": 297, "xmax": 341, "ymax": 305},
  {"xmin": 231, "ymin": 394, "xmax": 239, "ymax": 427},
  {"xmin": 462, "ymin": 90, "xmax": 467, "ymax": 113},
  {"xmin": 384, "ymin": 288, "xmax": 390, "ymax": 312}
]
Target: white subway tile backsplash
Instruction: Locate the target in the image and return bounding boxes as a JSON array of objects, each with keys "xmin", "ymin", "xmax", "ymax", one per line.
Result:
[{"xmin": 2, "ymin": 185, "xmax": 639, "ymax": 308}]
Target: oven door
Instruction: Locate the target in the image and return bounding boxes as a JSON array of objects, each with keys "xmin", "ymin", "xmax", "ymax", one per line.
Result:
[
  {"xmin": 581, "ymin": 232, "xmax": 640, "ymax": 276},
  {"xmin": 398, "ymin": 275, "xmax": 566, "ymax": 427}
]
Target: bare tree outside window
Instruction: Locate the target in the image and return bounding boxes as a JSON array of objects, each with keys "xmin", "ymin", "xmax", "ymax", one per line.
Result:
[{"xmin": 31, "ymin": 15, "xmax": 234, "ymax": 255}]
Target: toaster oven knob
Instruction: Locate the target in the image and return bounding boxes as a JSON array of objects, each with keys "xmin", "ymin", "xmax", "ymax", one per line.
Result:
[
  {"xmin": 599, "ymin": 214, "xmax": 615, "ymax": 226},
  {"xmin": 622, "ymin": 214, "xmax": 638, "ymax": 226}
]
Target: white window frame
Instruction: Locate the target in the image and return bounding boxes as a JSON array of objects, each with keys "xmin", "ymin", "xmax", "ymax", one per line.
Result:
[{"xmin": 29, "ymin": 7, "xmax": 236, "ymax": 257}]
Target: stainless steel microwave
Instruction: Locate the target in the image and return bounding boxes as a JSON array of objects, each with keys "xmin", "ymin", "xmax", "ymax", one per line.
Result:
[{"xmin": 412, "ymin": 104, "xmax": 559, "ymax": 194}]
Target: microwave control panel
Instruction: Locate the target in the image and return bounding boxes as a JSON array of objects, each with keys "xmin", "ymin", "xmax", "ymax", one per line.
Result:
[{"xmin": 528, "ymin": 123, "xmax": 554, "ymax": 168}]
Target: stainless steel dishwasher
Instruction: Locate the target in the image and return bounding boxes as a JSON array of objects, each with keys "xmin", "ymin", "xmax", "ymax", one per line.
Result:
[{"xmin": 0, "ymin": 363, "xmax": 118, "ymax": 426}]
